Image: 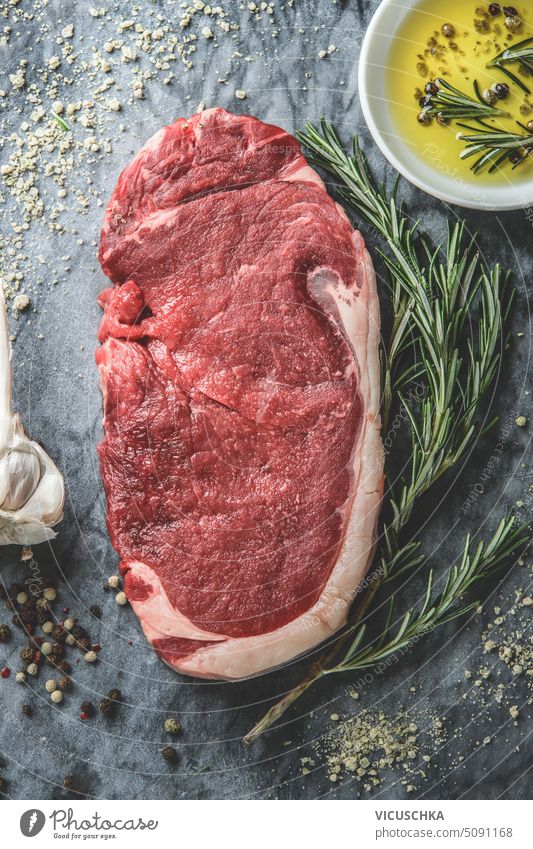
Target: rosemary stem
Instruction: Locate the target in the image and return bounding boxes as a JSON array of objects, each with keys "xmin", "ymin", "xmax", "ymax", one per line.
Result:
[{"xmin": 243, "ymin": 569, "xmax": 384, "ymax": 743}]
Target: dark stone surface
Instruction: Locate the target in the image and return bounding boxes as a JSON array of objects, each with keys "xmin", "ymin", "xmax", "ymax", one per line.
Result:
[{"xmin": 0, "ymin": 0, "xmax": 531, "ymax": 800}]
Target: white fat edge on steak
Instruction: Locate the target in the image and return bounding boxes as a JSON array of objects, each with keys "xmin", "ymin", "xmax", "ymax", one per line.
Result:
[{"xmin": 124, "ymin": 233, "xmax": 383, "ymax": 680}]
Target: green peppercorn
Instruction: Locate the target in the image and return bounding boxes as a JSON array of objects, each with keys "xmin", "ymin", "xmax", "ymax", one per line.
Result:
[
  {"xmin": 0, "ymin": 624, "xmax": 10, "ymax": 643},
  {"xmin": 417, "ymin": 111, "xmax": 432, "ymax": 126},
  {"xmin": 164, "ymin": 718, "xmax": 181, "ymax": 735},
  {"xmin": 482, "ymin": 88, "xmax": 498, "ymax": 106},
  {"xmin": 505, "ymin": 14, "xmax": 522, "ymax": 32}
]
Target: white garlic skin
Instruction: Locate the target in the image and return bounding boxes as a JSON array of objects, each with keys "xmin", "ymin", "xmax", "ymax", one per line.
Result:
[{"xmin": 0, "ymin": 290, "xmax": 64, "ymax": 546}]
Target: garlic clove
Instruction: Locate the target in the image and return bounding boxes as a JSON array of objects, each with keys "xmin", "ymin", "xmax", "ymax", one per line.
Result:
[
  {"xmin": 0, "ymin": 438, "xmax": 42, "ymax": 511},
  {"xmin": 19, "ymin": 440, "xmax": 64, "ymax": 528}
]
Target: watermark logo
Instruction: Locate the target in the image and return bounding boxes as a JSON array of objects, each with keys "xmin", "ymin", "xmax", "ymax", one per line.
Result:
[{"xmin": 20, "ymin": 809, "xmax": 46, "ymax": 837}]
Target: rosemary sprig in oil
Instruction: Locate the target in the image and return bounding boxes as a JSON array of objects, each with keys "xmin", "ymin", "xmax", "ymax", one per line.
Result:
[
  {"xmin": 487, "ymin": 36, "xmax": 533, "ymax": 95},
  {"xmin": 421, "ymin": 78, "xmax": 509, "ymax": 124},
  {"xmin": 457, "ymin": 122, "xmax": 533, "ymax": 173}
]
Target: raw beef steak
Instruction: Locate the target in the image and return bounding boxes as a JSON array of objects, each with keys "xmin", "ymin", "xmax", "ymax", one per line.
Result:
[{"xmin": 97, "ymin": 108, "xmax": 383, "ymax": 680}]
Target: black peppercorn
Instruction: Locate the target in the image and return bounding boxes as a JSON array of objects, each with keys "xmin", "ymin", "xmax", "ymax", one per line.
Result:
[
  {"xmin": 161, "ymin": 746, "xmax": 178, "ymax": 763},
  {"xmin": 90, "ymin": 605, "xmax": 101, "ymax": 619},
  {"xmin": 99, "ymin": 697, "xmax": 113, "ymax": 715},
  {"xmin": 77, "ymin": 637, "xmax": 90, "ymax": 652},
  {"xmin": 19, "ymin": 605, "xmax": 36, "ymax": 625},
  {"xmin": 37, "ymin": 611, "xmax": 50, "ymax": 626},
  {"xmin": 0, "ymin": 776, "xmax": 7, "ymax": 792},
  {"xmin": 63, "ymin": 774, "xmax": 75, "ymax": 790},
  {"xmin": 0, "ymin": 624, "xmax": 10, "ymax": 643},
  {"xmin": 509, "ymin": 150, "xmax": 524, "ymax": 165},
  {"xmin": 52, "ymin": 642, "xmax": 64, "ymax": 657},
  {"xmin": 107, "ymin": 688, "xmax": 122, "ymax": 702},
  {"xmin": 11, "ymin": 614, "xmax": 23, "ymax": 629},
  {"xmin": 57, "ymin": 660, "xmax": 71, "ymax": 673},
  {"xmin": 20, "ymin": 646, "xmax": 34, "ymax": 662},
  {"xmin": 494, "ymin": 82, "xmax": 510, "ymax": 100},
  {"xmin": 425, "ymin": 80, "xmax": 439, "ymax": 96},
  {"xmin": 22, "ymin": 704, "xmax": 33, "ymax": 717},
  {"xmin": 59, "ymin": 675, "xmax": 71, "ymax": 691},
  {"xmin": 503, "ymin": 5, "xmax": 518, "ymax": 14},
  {"xmin": 488, "ymin": 2, "xmax": 501, "ymax": 13},
  {"xmin": 52, "ymin": 625, "xmax": 66, "ymax": 642}
]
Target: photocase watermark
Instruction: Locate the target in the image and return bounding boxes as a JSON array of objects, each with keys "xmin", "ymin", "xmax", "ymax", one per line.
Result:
[
  {"xmin": 423, "ymin": 142, "xmax": 496, "ymax": 211},
  {"xmin": 461, "ymin": 413, "xmax": 517, "ymax": 513},
  {"xmin": 19, "ymin": 807, "xmax": 159, "ymax": 839},
  {"xmin": 23, "ymin": 554, "xmax": 46, "ymax": 597},
  {"xmin": 20, "ymin": 809, "xmax": 46, "ymax": 837}
]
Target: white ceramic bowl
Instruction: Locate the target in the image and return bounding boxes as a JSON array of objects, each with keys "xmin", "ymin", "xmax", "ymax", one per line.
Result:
[{"xmin": 358, "ymin": 0, "xmax": 533, "ymax": 211}]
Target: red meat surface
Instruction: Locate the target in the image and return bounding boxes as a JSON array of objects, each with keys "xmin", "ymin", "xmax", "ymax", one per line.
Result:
[{"xmin": 97, "ymin": 108, "xmax": 383, "ymax": 680}]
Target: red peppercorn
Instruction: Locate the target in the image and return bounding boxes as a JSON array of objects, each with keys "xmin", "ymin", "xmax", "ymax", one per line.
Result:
[
  {"xmin": 1, "ymin": 667, "xmax": 10, "ymax": 679},
  {"xmin": 80, "ymin": 712, "xmax": 90, "ymax": 721}
]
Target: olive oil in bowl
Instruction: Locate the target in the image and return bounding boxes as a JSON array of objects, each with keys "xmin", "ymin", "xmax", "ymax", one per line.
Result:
[{"xmin": 386, "ymin": 1, "xmax": 533, "ymax": 186}]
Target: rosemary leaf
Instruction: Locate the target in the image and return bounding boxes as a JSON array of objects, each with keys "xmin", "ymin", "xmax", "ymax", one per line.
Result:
[{"xmin": 51, "ymin": 111, "xmax": 70, "ymax": 132}]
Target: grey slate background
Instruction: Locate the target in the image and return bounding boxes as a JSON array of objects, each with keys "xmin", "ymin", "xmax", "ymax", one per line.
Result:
[{"xmin": 0, "ymin": 0, "xmax": 531, "ymax": 800}]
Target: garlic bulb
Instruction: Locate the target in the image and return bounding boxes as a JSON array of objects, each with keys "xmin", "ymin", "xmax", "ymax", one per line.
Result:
[{"xmin": 0, "ymin": 288, "xmax": 64, "ymax": 545}]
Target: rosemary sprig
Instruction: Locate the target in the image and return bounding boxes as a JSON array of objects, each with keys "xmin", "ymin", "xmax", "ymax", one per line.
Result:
[
  {"xmin": 243, "ymin": 123, "xmax": 525, "ymax": 745},
  {"xmin": 424, "ymin": 78, "xmax": 509, "ymax": 121},
  {"xmin": 334, "ymin": 516, "xmax": 524, "ymax": 674},
  {"xmin": 457, "ymin": 123, "xmax": 533, "ymax": 174},
  {"xmin": 244, "ymin": 517, "xmax": 526, "ymax": 745},
  {"xmin": 487, "ymin": 36, "xmax": 533, "ymax": 95},
  {"xmin": 297, "ymin": 120, "xmax": 513, "ymax": 581},
  {"xmin": 51, "ymin": 111, "xmax": 70, "ymax": 132}
]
